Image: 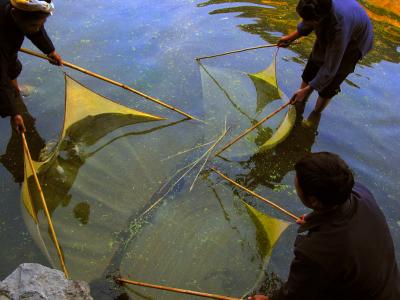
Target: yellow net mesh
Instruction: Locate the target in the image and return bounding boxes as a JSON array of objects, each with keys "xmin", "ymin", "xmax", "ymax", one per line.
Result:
[
  {"xmin": 21, "ymin": 74, "xmax": 164, "ymax": 277},
  {"xmin": 120, "ymin": 179, "xmax": 290, "ymax": 299},
  {"xmin": 20, "ymin": 70, "xmax": 292, "ymax": 298},
  {"xmin": 22, "ymin": 75, "xmax": 163, "ymax": 220},
  {"xmin": 199, "ymin": 51, "xmax": 296, "ymax": 158}
]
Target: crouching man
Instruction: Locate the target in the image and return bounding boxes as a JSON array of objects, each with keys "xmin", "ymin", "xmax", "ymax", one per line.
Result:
[
  {"xmin": 250, "ymin": 152, "xmax": 400, "ymax": 300},
  {"xmin": 0, "ymin": 0, "xmax": 62, "ymax": 132}
]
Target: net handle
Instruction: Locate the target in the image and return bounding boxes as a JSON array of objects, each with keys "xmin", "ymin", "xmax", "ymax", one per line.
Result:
[
  {"xmin": 21, "ymin": 132, "xmax": 69, "ymax": 278},
  {"xmin": 19, "ymin": 48, "xmax": 201, "ymax": 121}
]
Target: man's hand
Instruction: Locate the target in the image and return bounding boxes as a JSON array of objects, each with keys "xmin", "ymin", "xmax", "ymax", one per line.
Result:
[
  {"xmin": 278, "ymin": 30, "xmax": 300, "ymax": 47},
  {"xmin": 290, "ymin": 85, "xmax": 313, "ymax": 103},
  {"xmin": 278, "ymin": 35, "xmax": 293, "ymax": 47},
  {"xmin": 47, "ymin": 51, "xmax": 63, "ymax": 66},
  {"xmin": 12, "ymin": 114, "xmax": 26, "ymax": 133},
  {"xmin": 296, "ymin": 214, "xmax": 306, "ymax": 225},
  {"xmin": 248, "ymin": 295, "xmax": 269, "ymax": 300}
]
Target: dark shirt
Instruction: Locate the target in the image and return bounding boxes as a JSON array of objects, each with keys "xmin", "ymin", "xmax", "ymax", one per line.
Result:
[
  {"xmin": 0, "ymin": 0, "xmax": 55, "ymax": 117},
  {"xmin": 297, "ymin": 0, "xmax": 374, "ymax": 92},
  {"xmin": 271, "ymin": 182, "xmax": 400, "ymax": 300}
]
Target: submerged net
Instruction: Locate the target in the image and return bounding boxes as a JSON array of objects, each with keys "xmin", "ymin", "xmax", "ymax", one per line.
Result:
[
  {"xmin": 21, "ymin": 66, "xmax": 293, "ymax": 298},
  {"xmin": 22, "ymin": 74, "xmax": 168, "ymax": 279},
  {"xmin": 199, "ymin": 50, "xmax": 296, "ymax": 159},
  {"xmin": 22, "ymin": 75, "xmax": 164, "ymax": 220},
  {"xmin": 120, "ymin": 177, "xmax": 290, "ymax": 299}
]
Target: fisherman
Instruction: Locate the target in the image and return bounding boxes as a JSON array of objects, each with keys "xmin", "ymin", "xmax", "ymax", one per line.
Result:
[
  {"xmin": 0, "ymin": 0, "xmax": 62, "ymax": 132},
  {"xmin": 249, "ymin": 152, "xmax": 400, "ymax": 300},
  {"xmin": 278, "ymin": 0, "xmax": 373, "ymax": 112}
]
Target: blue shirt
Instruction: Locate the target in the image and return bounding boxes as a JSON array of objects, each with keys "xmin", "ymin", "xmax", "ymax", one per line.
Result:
[{"xmin": 297, "ymin": 0, "xmax": 374, "ymax": 92}]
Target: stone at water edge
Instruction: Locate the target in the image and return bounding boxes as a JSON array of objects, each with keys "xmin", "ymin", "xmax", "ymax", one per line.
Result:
[{"xmin": 0, "ymin": 263, "xmax": 93, "ymax": 300}]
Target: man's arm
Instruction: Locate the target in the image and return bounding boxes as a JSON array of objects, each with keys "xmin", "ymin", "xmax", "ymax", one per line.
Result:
[
  {"xmin": 26, "ymin": 26, "xmax": 54, "ymax": 55},
  {"xmin": 308, "ymin": 27, "xmax": 350, "ymax": 93},
  {"xmin": 0, "ymin": 52, "xmax": 19, "ymax": 117},
  {"xmin": 27, "ymin": 27, "xmax": 62, "ymax": 65},
  {"xmin": 269, "ymin": 250, "xmax": 330, "ymax": 300},
  {"xmin": 278, "ymin": 22, "xmax": 314, "ymax": 47},
  {"xmin": 0, "ymin": 52, "xmax": 25, "ymax": 132},
  {"xmin": 280, "ymin": 22, "xmax": 315, "ymax": 102}
]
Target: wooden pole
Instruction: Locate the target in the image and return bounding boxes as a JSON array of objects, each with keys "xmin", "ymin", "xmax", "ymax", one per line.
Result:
[
  {"xmin": 21, "ymin": 132, "xmax": 69, "ymax": 278},
  {"xmin": 117, "ymin": 278, "xmax": 241, "ymax": 300},
  {"xmin": 214, "ymin": 100, "xmax": 293, "ymax": 157},
  {"xmin": 195, "ymin": 41, "xmax": 299, "ymax": 61},
  {"xmin": 211, "ymin": 167, "xmax": 300, "ymax": 221},
  {"xmin": 19, "ymin": 47, "xmax": 200, "ymax": 121},
  {"xmin": 195, "ymin": 44, "xmax": 279, "ymax": 61}
]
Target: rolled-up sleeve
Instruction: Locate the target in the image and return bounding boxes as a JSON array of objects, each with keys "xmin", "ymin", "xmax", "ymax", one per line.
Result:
[
  {"xmin": 297, "ymin": 21, "xmax": 314, "ymax": 36},
  {"xmin": 27, "ymin": 26, "xmax": 55, "ymax": 55},
  {"xmin": 308, "ymin": 27, "xmax": 350, "ymax": 92}
]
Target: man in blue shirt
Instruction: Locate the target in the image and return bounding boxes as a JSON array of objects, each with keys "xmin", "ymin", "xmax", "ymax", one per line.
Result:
[
  {"xmin": 248, "ymin": 152, "xmax": 400, "ymax": 300},
  {"xmin": 279, "ymin": 0, "xmax": 373, "ymax": 113}
]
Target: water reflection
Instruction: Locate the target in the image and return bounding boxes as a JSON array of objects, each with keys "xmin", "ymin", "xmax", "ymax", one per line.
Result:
[
  {"xmin": 27, "ymin": 112, "xmax": 170, "ymax": 218},
  {"xmin": 239, "ymin": 102, "xmax": 320, "ymax": 190},
  {"xmin": 198, "ymin": 0, "xmax": 400, "ymax": 64},
  {"xmin": 73, "ymin": 202, "xmax": 91, "ymax": 225},
  {"xmin": 199, "ymin": 50, "xmax": 293, "ymax": 159},
  {"xmin": 0, "ymin": 96, "xmax": 45, "ymax": 184},
  {"xmin": 1, "ymin": 0, "xmax": 397, "ymax": 298},
  {"xmin": 119, "ymin": 177, "xmax": 289, "ymax": 299},
  {"xmin": 19, "ymin": 73, "xmax": 199, "ymax": 284}
]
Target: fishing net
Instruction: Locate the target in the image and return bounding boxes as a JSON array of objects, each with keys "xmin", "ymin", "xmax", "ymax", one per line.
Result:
[
  {"xmin": 120, "ymin": 176, "xmax": 290, "ymax": 299},
  {"xmin": 21, "ymin": 73, "xmax": 179, "ymax": 279},
  {"xmin": 20, "ymin": 64, "xmax": 293, "ymax": 298},
  {"xmin": 115, "ymin": 49, "xmax": 296, "ymax": 298},
  {"xmin": 199, "ymin": 50, "xmax": 296, "ymax": 159}
]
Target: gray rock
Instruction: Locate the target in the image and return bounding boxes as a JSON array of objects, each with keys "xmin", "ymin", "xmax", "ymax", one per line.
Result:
[{"xmin": 0, "ymin": 263, "xmax": 93, "ymax": 300}]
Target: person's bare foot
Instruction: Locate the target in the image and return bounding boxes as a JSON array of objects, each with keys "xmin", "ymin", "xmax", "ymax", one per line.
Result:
[
  {"xmin": 19, "ymin": 84, "xmax": 38, "ymax": 97},
  {"xmin": 11, "ymin": 79, "xmax": 20, "ymax": 91},
  {"xmin": 302, "ymin": 110, "xmax": 321, "ymax": 128},
  {"xmin": 11, "ymin": 79, "xmax": 37, "ymax": 97}
]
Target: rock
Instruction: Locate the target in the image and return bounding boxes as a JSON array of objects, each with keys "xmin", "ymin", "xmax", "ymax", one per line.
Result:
[{"xmin": 0, "ymin": 263, "xmax": 93, "ymax": 300}]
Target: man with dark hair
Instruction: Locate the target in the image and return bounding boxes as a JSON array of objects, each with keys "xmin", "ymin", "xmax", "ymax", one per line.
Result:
[
  {"xmin": 249, "ymin": 152, "xmax": 400, "ymax": 300},
  {"xmin": 279, "ymin": 0, "xmax": 373, "ymax": 112},
  {"xmin": 0, "ymin": 0, "xmax": 62, "ymax": 132}
]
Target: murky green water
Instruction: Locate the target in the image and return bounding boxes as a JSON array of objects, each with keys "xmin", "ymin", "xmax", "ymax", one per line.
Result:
[{"xmin": 1, "ymin": 0, "xmax": 399, "ymax": 299}]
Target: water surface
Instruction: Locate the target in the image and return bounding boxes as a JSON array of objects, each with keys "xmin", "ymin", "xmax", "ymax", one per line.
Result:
[{"xmin": 1, "ymin": 0, "xmax": 399, "ymax": 299}]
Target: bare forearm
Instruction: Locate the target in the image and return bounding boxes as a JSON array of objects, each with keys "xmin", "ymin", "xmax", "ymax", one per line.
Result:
[
  {"xmin": 278, "ymin": 30, "xmax": 301, "ymax": 47},
  {"xmin": 286, "ymin": 30, "xmax": 301, "ymax": 42}
]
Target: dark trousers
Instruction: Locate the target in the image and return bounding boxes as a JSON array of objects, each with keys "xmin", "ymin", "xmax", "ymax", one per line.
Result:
[
  {"xmin": 302, "ymin": 45, "xmax": 361, "ymax": 99},
  {"xmin": 8, "ymin": 58, "xmax": 22, "ymax": 80},
  {"xmin": 0, "ymin": 58, "xmax": 22, "ymax": 117}
]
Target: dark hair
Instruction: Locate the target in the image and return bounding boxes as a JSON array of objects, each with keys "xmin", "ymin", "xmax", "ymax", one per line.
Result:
[
  {"xmin": 12, "ymin": 9, "xmax": 50, "ymax": 21},
  {"xmin": 295, "ymin": 152, "xmax": 354, "ymax": 207},
  {"xmin": 11, "ymin": 0, "xmax": 52, "ymax": 21},
  {"xmin": 296, "ymin": 0, "xmax": 332, "ymax": 21}
]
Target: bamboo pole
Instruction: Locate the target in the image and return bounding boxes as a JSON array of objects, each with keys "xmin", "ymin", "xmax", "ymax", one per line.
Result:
[
  {"xmin": 117, "ymin": 278, "xmax": 241, "ymax": 300},
  {"xmin": 21, "ymin": 132, "xmax": 69, "ymax": 278},
  {"xmin": 195, "ymin": 44, "xmax": 279, "ymax": 61},
  {"xmin": 19, "ymin": 47, "xmax": 200, "ymax": 121},
  {"xmin": 195, "ymin": 41, "xmax": 298, "ymax": 61},
  {"xmin": 211, "ymin": 167, "xmax": 300, "ymax": 221},
  {"xmin": 214, "ymin": 100, "xmax": 293, "ymax": 157}
]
